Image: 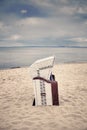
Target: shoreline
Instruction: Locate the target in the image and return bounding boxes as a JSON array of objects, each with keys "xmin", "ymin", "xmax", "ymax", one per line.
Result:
[{"xmin": 0, "ymin": 61, "xmax": 87, "ymax": 70}]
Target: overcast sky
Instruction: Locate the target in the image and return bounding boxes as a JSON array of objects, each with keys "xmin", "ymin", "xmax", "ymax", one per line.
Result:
[{"xmin": 0, "ymin": 0, "xmax": 87, "ymax": 47}]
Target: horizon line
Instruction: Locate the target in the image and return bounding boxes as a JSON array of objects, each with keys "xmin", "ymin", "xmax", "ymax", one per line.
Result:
[{"xmin": 0, "ymin": 45, "xmax": 87, "ymax": 48}]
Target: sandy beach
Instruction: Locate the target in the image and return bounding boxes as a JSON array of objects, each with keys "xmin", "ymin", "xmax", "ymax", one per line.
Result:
[{"xmin": 0, "ymin": 63, "xmax": 87, "ymax": 130}]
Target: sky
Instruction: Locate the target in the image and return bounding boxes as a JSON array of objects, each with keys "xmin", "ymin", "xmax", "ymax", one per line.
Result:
[{"xmin": 0, "ymin": 0, "xmax": 87, "ymax": 47}]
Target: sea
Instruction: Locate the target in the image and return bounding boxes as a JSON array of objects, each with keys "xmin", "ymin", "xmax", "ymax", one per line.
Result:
[{"xmin": 0, "ymin": 46, "xmax": 87, "ymax": 69}]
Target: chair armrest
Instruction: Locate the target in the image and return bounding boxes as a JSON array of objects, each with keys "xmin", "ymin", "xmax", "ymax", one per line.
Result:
[{"xmin": 33, "ymin": 76, "xmax": 57, "ymax": 84}]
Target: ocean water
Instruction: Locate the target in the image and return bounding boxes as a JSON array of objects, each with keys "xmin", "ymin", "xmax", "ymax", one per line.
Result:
[{"xmin": 0, "ymin": 46, "xmax": 87, "ymax": 69}]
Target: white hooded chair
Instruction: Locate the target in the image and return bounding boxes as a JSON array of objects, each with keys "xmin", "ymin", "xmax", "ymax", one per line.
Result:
[{"xmin": 30, "ymin": 56, "xmax": 59, "ymax": 106}]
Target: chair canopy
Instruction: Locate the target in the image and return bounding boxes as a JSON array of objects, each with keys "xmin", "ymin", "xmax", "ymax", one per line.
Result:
[{"xmin": 30, "ymin": 56, "xmax": 55, "ymax": 80}]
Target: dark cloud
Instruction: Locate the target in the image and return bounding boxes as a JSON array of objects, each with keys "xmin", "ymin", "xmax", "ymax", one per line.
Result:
[
  {"xmin": 0, "ymin": 0, "xmax": 87, "ymax": 47},
  {"xmin": 0, "ymin": 0, "xmax": 47, "ymax": 19}
]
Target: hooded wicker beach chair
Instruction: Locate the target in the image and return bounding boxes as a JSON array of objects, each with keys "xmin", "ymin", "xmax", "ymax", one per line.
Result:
[{"xmin": 30, "ymin": 56, "xmax": 59, "ymax": 106}]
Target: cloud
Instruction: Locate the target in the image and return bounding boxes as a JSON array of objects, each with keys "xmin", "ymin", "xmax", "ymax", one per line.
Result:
[
  {"xmin": 0, "ymin": 16, "xmax": 87, "ymax": 47},
  {"xmin": 14, "ymin": 16, "xmax": 87, "ymax": 39},
  {"xmin": 0, "ymin": 22, "xmax": 4, "ymax": 29},
  {"xmin": 0, "ymin": 0, "xmax": 87, "ymax": 47},
  {"xmin": 20, "ymin": 9, "xmax": 27, "ymax": 14},
  {"xmin": 8, "ymin": 34, "xmax": 22, "ymax": 41},
  {"xmin": 70, "ymin": 37, "xmax": 87, "ymax": 42}
]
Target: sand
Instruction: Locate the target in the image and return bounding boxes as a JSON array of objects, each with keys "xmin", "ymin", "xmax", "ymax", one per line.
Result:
[{"xmin": 0, "ymin": 63, "xmax": 87, "ymax": 130}]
